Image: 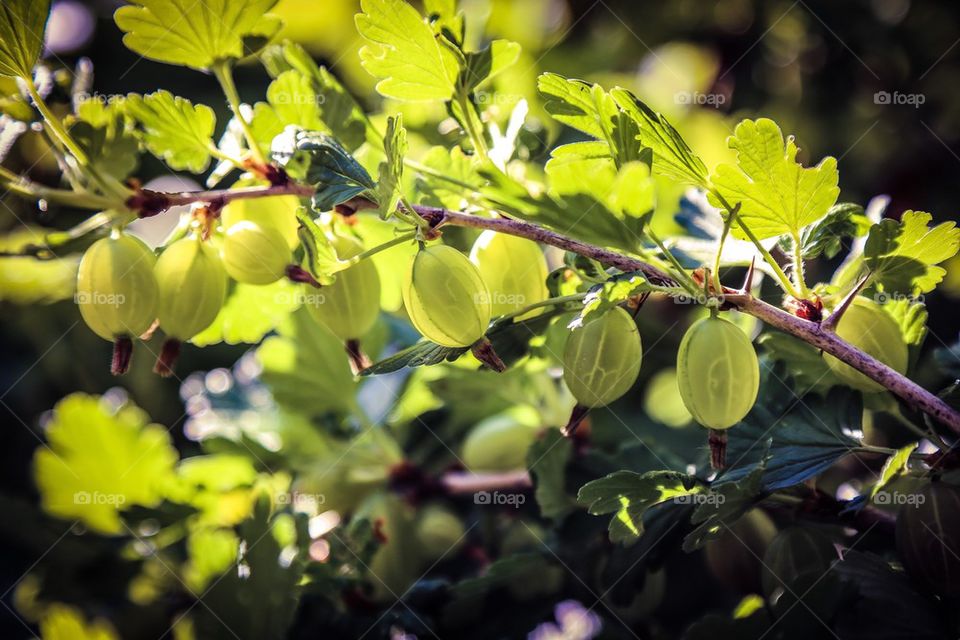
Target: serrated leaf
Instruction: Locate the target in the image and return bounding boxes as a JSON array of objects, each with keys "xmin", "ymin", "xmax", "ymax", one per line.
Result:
[
  {"xmin": 869, "ymin": 443, "xmax": 917, "ymax": 503},
  {"xmin": 114, "ymin": 0, "xmax": 281, "ymax": 70},
  {"xmin": 576, "ymin": 271, "xmax": 654, "ymax": 325},
  {"xmin": 257, "ymin": 309, "xmax": 358, "ymax": 416},
  {"xmin": 34, "ymin": 394, "xmax": 178, "ymax": 534},
  {"xmin": 356, "ymin": 0, "xmax": 461, "ymax": 101},
  {"xmin": 250, "ymin": 69, "xmax": 324, "ymax": 150},
  {"xmin": 413, "ymin": 145, "xmax": 480, "ymax": 210},
  {"xmin": 578, "ymin": 470, "xmax": 700, "ymax": 544},
  {"xmin": 709, "ymin": 118, "xmax": 840, "ymax": 240},
  {"xmin": 779, "ymin": 202, "xmax": 870, "ymax": 260},
  {"xmin": 611, "ymin": 87, "xmax": 709, "ymax": 187},
  {"xmin": 125, "ymin": 91, "xmax": 216, "ymax": 173},
  {"xmin": 719, "ymin": 363, "xmax": 863, "ymax": 492},
  {"xmin": 863, "ymin": 210, "xmax": 960, "ymax": 294},
  {"xmin": 883, "ymin": 297, "xmax": 928, "ymax": 369},
  {"xmin": 191, "ymin": 280, "xmax": 300, "ymax": 346},
  {"xmin": 0, "ymin": 0, "xmax": 50, "ymax": 78},
  {"xmin": 376, "ymin": 114, "xmax": 406, "ymax": 218},
  {"xmin": 294, "ymin": 208, "xmax": 341, "ymax": 284},
  {"xmin": 70, "ymin": 98, "xmax": 139, "ymax": 180},
  {"xmin": 527, "ymin": 429, "xmax": 575, "ymax": 522},
  {"xmin": 291, "ymin": 130, "xmax": 376, "ymax": 211}
]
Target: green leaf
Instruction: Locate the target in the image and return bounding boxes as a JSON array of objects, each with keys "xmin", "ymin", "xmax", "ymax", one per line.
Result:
[
  {"xmin": 527, "ymin": 430, "xmax": 575, "ymax": 522},
  {"xmin": 191, "ymin": 280, "xmax": 300, "ymax": 346},
  {"xmin": 285, "ymin": 130, "xmax": 376, "ymax": 211},
  {"xmin": 124, "ymin": 91, "xmax": 217, "ymax": 173},
  {"xmin": 274, "ymin": 41, "xmax": 371, "ymax": 150},
  {"xmin": 576, "ymin": 271, "xmax": 655, "ymax": 325},
  {"xmin": 461, "ymin": 39, "xmax": 521, "ymax": 93},
  {"xmin": 413, "ymin": 145, "xmax": 480, "ymax": 210},
  {"xmin": 356, "ymin": 0, "xmax": 462, "ymax": 101},
  {"xmin": 251, "ymin": 69, "xmax": 324, "ymax": 150},
  {"xmin": 34, "ymin": 394, "xmax": 178, "ymax": 535},
  {"xmin": 114, "ymin": 0, "xmax": 282, "ymax": 70},
  {"xmin": 757, "ymin": 332, "xmax": 839, "ymax": 395},
  {"xmin": 683, "ymin": 465, "xmax": 766, "ymax": 552},
  {"xmin": 294, "ymin": 208, "xmax": 341, "ymax": 285},
  {"xmin": 376, "ymin": 114, "xmax": 406, "ymax": 219},
  {"xmin": 779, "ymin": 202, "xmax": 870, "ymax": 260},
  {"xmin": 611, "ymin": 87, "xmax": 709, "ymax": 186},
  {"xmin": 70, "ymin": 98, "xmax": 139, "ymax": 180},
  {"xmin": 257, "ymin": 309, "xmax": 358, "ymax": 416},
  {"xmin": 578, "ymin": 470, "xmax": 700, "ymax": 544},
  {"xmin": 708, "ymin": 118, "xmax": 840, "ymax": 240},
  {"xmin": 0, "ymin": 0, "xmax": 50, "ymax": 78},
  {"xmin": 720, "ymin": 363, "xmax": 863, "ymax": 492},
  {"xmin": 537, "ymin": 74, "xmax": 644, "ymax": 169},
  {"xmin": 869, "ymin": 443, "xmax": 917, "ymax": 503},
  {"xmin": 863, "ymin": 210, "xmax": 960, "ymax": 294}
]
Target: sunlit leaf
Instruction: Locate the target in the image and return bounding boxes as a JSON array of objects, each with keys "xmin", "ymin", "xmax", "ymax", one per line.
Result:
[
  {"xmin": 863, "ymin": 210, "xmax": 960, "ymax": 294},
  {"xmin": 125, "ymin": 91, "xmax": 216, "ymax": 173},
  {"xmin": 191, "ymin": 280, "xmax": 300, "ymax": 346},
  {"xmin": 375, "ymin": 114, "xmax": 406, "ymax": 219},
  {"xmin": 0, "ymin": 0, "xmax": 50, "ymax": 78}
]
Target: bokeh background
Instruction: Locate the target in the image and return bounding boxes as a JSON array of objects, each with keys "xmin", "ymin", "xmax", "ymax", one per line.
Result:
[{"xmin": 2, "ymin": 0, "xmax": 959, "ymax": 634}]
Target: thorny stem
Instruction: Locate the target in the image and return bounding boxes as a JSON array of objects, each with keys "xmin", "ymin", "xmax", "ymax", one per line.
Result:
[{"xmin": 9, "ymin": 178, "xmax": 960, "ymax": 435}]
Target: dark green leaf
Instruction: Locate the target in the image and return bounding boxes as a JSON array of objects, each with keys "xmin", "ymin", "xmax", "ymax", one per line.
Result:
[
  {"xmin": 527, "ymin": 429, "xmax": 575, "ymax": 522},
  {"xmin": 682, "ymin": 464, "xmax": 767, "ymax": 552},
  {"xmin": 778, "ymin": 202, "xmax": 869, "ymax": 260},
  {"xmin": 287, "ymin": 130, "xmax": 376, "ymax": 211},
  {"xmin": 757, "ymin": 332, "xmax": 839, "ymax": 395}
]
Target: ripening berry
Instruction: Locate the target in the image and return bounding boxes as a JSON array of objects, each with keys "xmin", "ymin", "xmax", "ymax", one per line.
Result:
[
  {"xmin": 824, "ymin": 297, "xmax": 908, "ymax": 392},
  {"xmin": 469, "ymin": 230, "xmax": 549, "ymax": 317},
  {"xmin": 305, "ymin": 233, "xmax": 381, "ymax": 341},
  {"xmin": 462, "ymin": 408, "xmax": 539, "ymax": 472},
  {"xmin": 402, "ymin": 244, "xmax": 491, "ymax": 347},
  {"xmin": 563, "ymin": 306, "xmax": 642, "ymax": 408},
  {"xmin": 415, "ymin": 505, "xmax": 466, "ymax": 562},
  {"xmin": 76, "ymin": 232, "xmax": 159, "ymax": 375},
  {"xmin": 153, "ymin": 237, "xmax": 227, "ymax": 376},
  {"xmin": 676, "ymin": 315, "xmax": 759, "ymax": 430},
  {"xmin": 220, "ymin": 221, "xmax": 290, "ymax": 285},
  {"xmin": 220, "ymin": 195, "xmax": 299, "ymax": 250}
]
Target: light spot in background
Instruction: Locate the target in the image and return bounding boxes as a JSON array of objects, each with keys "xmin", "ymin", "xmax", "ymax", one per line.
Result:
[
  {"xmin": 126, "ymin": 175, "xmax": 201, "ymax": 249},
  {"xmin": 205, "ymin": 368, "xmax": 233, "ymax": 395},
  {"xmin": 309, "ymin": 539, "xmax": 331, "ymax": 562},
  {"xmin": 308, "ymin": 511, "xmax": 341, "ymax": 539},
  {"xmin": 871, "ymin": 0, "xmax": 910, "ymax": 24},
  {"xmin": 44, "ymin": 1, "xmax": 95, "ymax": 55}
]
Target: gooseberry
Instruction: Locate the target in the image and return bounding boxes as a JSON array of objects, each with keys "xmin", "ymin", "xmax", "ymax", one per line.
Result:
[
  {"xmin": 220, "ymin": 221, "xmax": 290, "ymax": 285},
  {"xmin": 562, "ymin": 306, "xmax": 642, "ymax": 408},
  {"xmin": 153, "ymin": 236, "xmax": 227, "ymax": 376},
  {"xmin": 76, "ymin": 232, "xmax": 159, "ymax": 374},
  {"xmin": 402, "ymin": 244, "xmax": 491, "ymax": 348},
  {"xmin": 461, "ymin": 407, "xmax": 540, "ymax": 472},
  {"xmin": 220, "ymin": 194, "xmax": 300, "ymax": 250},
  {"xmin": 304, "ymin": 233, "xmax": 381, "ymax": 342},
  {"xmin": 676, "ymin": 314, "xmax": 759, "ymax": 430},
  {"xmin": 469, "ymin": 230, "xmax": 549, "ymax": 318}
]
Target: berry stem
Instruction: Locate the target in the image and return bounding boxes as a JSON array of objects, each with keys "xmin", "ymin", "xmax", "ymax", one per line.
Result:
[
  {"xmin": 154, "ymin": 339, "xmax": 181, "ymax": 378},
  {"xmin": 111, "ymin": 337, "xmax": 134, "ymax": 376},
  {"xmin": 708, "ymin": 429, "xmax": 727, "ymax": 470}
]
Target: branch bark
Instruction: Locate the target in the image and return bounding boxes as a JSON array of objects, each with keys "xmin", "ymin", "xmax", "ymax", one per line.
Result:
[{"xmin": 142, "ymin": 183, "xmax": 960, "ymax": 434}]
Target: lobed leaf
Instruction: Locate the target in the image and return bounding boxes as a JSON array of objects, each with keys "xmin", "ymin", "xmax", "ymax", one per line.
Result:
[
  {"xmin": 863, "ymin": 210, "xmax": 960, "ymax": 294},
  {"xmin": 125, "ymin": 90, "xmax": 216, "ymax": 173},
  {"xmin": 376, "ymin": 115, "xmax": 407, "ymax": 219},
  {"xmin": 0, "ymin": 0, "xmax": 50, "ymax": 78}
]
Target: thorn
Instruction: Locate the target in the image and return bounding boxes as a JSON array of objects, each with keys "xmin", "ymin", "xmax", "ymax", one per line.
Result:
[
  {"xmin": 822, "ymin": 274, "xmax": 870, "ymax": 332},
  {"xmin": 563, "ymin": 404, "xmax": 591, "ymax": 437},
  {"xmin": 738, "ymin": 256, "xmax": 756, "ymax": 295},
  {"xmin": 471, "ymin": 337, "xmax": 506, "ymax": 372}
]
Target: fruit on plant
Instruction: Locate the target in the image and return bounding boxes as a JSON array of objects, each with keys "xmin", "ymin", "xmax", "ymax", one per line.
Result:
[
  {"xmin": 705, "ymin": 509, "xmax": 777, "ymax": 594},
  {"xmin": 896, "ymin": 481, "xmax": 960, "ymax": 596},
  {"xmin": 462, "ymin": 406, "xmax": 540, "ymax": 472},
  {"xmin": 220, "ymin": 221, "xmax": 290, "ymax": 285},
  {"xmin": 562, "ymin": 306, "xmax": 642, "ymax": 408},
  {"xmin": 415, "ymin": 505, "xmax": 466, "ymax": 562},
  {"xmin": 643, "ymin": 367, "xmax": 692, "ymax": 428},
  {"xmin": 220, "ymin": 195, "xmax": 299, "ymax": 250},
  {"xmin": 761, "ymin": 527, "xmax": 836, "ymax": 598},
  {"xmin": 676, "ymin": 314, "xmax": 760, "ymax": 430},
  {"xmin": 76, "ymin": 232, "xmax": 159, "ymax": 374},
  {"xmin": 402, "ymin": 244, "xmax": 491, "ymax": 347},
  {"xmin": 304, "ymin": 233, "xmax": 381, "ymax": 341},
  {"xmin": 153, "ymin": 237, "xmax": 227, "ymax": 376},
  {"xmin": 468, "ymin": 230, "xmax": 549, "ymax": 317},
  {"xmin": 356, "ymin": 492, "xmax": 421, "ymax": 602},
  {"xmin": 824, "ymin": 297, "xmax": 908, "ymax": 393}
]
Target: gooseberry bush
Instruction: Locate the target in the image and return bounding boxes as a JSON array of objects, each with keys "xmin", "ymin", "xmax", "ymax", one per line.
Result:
[{"xmin": 2, "ymin": 1, "xmax": 960, "ymax": 638}]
